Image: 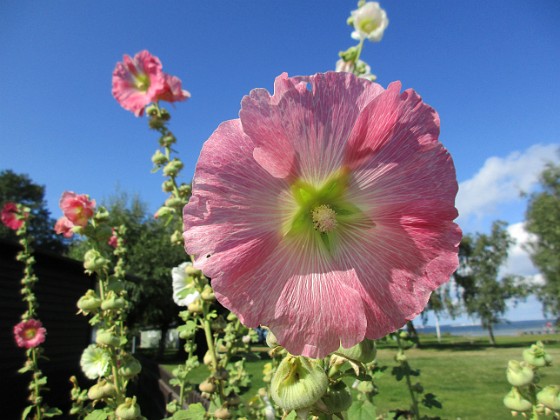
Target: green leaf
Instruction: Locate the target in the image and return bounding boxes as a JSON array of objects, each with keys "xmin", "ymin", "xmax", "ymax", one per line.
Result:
[
  {"xmin": 284, "ymin": 411, "xmax": 298, "ymax": 420},
  {"xmin": 174, "ymin": 403, "xmax": 206, "ymax": 420},
  {"xmin": 43, "ymin": 406, "xmax": 63, "ymax": 417},
  {"xmin": 422, "ymin": 393, "xmax": 443, "ymax": 409},
  {"xmin": 84, "ymin": 409, "xmax": 109, "ymax": 420},
  {"xmin": 21, "ymin": 405, "xmax": 34, "ymax": 420},
  {"xmin": 18, "ymin": 364, "xmax": 32, "ymax": 374},
  {"xmin": 347, "ymin": 399, "xmax": 377, "ymax": 420}
]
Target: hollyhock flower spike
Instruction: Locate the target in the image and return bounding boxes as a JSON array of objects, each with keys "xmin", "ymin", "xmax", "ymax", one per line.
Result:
[
  {"xmin": 184, "ymin": 72, "xmax": 461, "ymax": 359},
  {"xmin": 14, "ymin": 319, "xmax": 46, "ymax": 349},
  {"xmin": 1, "ymin": 202, "xmax": 28, "ymax": 230},
  {"xmin": 59, "ymin": 191, "xmax": 96, "ymax": 227}
]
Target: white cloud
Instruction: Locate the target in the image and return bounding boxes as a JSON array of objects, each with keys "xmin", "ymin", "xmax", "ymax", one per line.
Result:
[
  {"xmin": 502, "ymin": 222, "xmax": 544, "ymax": 286},
  {"xmin": 456, "ymin": 144, "xmax": 559, "ymax": 224}
]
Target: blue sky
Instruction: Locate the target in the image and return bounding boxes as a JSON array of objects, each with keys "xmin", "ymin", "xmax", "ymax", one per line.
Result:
[{"xmin": 1, "ymin": 1, "xmax": 559, "ymax": 325}]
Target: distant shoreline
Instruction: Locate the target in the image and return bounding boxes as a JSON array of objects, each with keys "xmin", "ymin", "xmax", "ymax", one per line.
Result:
[{"xmin": 417, "ymin": 319, "xmax": 556, "ymax": 337}]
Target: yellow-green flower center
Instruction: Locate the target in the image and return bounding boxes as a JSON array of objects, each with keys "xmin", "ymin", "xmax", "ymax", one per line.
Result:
[
  {"xmin": 133, "ymin": 74, "xmax": 150, "ymax": 92},
  {"xmin": 311, "ymin": 204, "xmax": 337, "ymax": 233},
  {"xmin": 284, "ymin": 169, "xmax": 372, "ymax": 254},
  {"xmin": 24, "ymin": 328, "xmax": 37, "ymax": 340},
  {"xmin": 359, "ymin": 18, "xmax": 379, "ymax": 34}
]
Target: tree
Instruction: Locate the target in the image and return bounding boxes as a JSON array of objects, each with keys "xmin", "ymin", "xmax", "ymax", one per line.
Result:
[
  {"xmin": 454, "ymin": 221, "xmax": 528, "ymax": 345},
  {"xmin": 422, "ymin": 281, "xmax": 460, "ymax": 343},
  {"xmin": 525, "ymin": 161, "xmax": 560, "ymax": 321},
  {"xmin": 0, "ymin": 170, "xmax": 66, "ymax": 253}
]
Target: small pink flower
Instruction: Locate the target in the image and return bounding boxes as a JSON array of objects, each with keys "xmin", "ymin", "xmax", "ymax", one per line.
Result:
[
  {"xmin": 59, "ymin": 191, "xmax": 95, "ymax": 227},
  {"xmin": 108, "ymin": 228, "xmax": 118, "ymax": 248},
  {"xmin": 54, "ymin": 216, "xmax": 75, "ymax": 238},
  {"xmin": 112, "ymin": 50, "xmax": 189, "ymax": 116},
  {"xmin": 184, "ymin": 72, "xmax": 461, "ymax": 358},
  {"xmin": 1, "ymin": 202, "xmax": 28, "ymax": 230},
  {"xmin": 14, "ymin": 319, "xmax": 46, "ymax": 349}
]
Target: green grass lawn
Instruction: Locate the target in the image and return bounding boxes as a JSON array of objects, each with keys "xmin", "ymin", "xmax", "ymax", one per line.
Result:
[{"xmin": 161, "ymin": 334, "xmax": 560, "ymax": 419}]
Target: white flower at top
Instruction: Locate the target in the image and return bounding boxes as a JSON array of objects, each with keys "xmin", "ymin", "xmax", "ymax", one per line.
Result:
[
  {"xmin": 80, "ymin": 344, "xmax": 110, "ymax": 379},
  {"xmin": 172, "ymin": 262, "xmax": 200, "ymax": 306},
  {"xmin": 351, "ymin": 2, "xmax": 389, "ymax": 42}
]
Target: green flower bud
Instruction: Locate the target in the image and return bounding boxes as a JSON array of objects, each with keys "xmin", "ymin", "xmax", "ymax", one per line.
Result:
[
  {"xmin": 165, "ymin": 196, "xmax": 184, "ymax": 208},
  {"xmin": 335, "ymin": 339, "xmax": 376, "ymax": 364},
  {"xmin": 101, "ymin": 291, "xmax": 126, "ymax": 311},
  {"xmin": 203, "ymin": 351, "xmax": 214, "ymax": 367},
  {"xmin": 77, "ymin": 290, "xmax": 101, "ymax": 313},
  {"xmin": 149, "ymin": 117, "xmax": 164, "ymax": 130},
  {"xmin": 395, "ymin": 349, "xmax": 407, "ymax": 363},
  {"xmin": 213, "ymin": 407, "xmax": 231, "ymax": 419},
  {"xmin": 96, "ymin": 329, "xmax": 120, "ymax": 347},
  {"xmin": 320, "ymin": 381, "xmax": 352, "ymax": 414},
  {"xmin": 145, "ymin": 104, "xmax": 158, "ymax": 116},
  {"xmin": 537, "ymin": 385, "xmax": 560, "ymax": 411},
  {"xmin": 201, "ymin": 285, "xmax": 215, "ymax": 302},
  {"xmin": 211, "ymin": 316, "xmax": 226, "ymax": 332},
  {"xmin": 199, "ymin": 379, "xmax": 216, "ymax": 393},
  {"xmin": 271, "ymin": 355, "xmax": 328, "ymax": 412},
  {"xmin": 116, "ymin": 396, "xmax": 142, "ymax": 420},
  {"xmin": 87, "ymin": 380, "xmax": 116, "ymax": 400},
  {"xmin": 162, "ymin": 180, "xmax": 174, "ymax": 193},
  {"xmin": 119, "ymin": 355, "xmax": 142, "ymax": 379},
  {"xmin": 506, "ymin": 360, "xmax": 534, "ymax": 387},
  {"xmin": 151, "ymin": 149, "xmax": 168, "ymax": 166},
  {"xmin": 523, "ymin": 342, "xmax": 551, "ymax": 367},
  {"xmin": 178, "ymin": 183, "xmax": 192, "ymax": 197},
  {"xmin": 159, "ymin": 133, "xmax": 176, "ymax": 147},
  {"xmin": 187, "ymin": 300, "xmax": 203, "ymax": 314},
  {"xmin": 94, "ymin": 207, "xmax": 110, "ymax": 223},
  {"xmin": 163, "ymin": 159, "xmax": 184, "ymax": 177},
  {"xmin": 356, "ymin": 381, "xmax": 374, "ymax": 394},
  {"xmin": 266, "ymin": 330, "xmax": 278, "ymax": 348},
  {"xmin": 159, "ymin": 108, "xmax": 170, "ymax": 121},
  {"xmin": 339, "ymin": 46, "xmax": 358, "ymax": 61},
  {"xmin": 154, "ymin": 206, "xmax": 175, "ymax": 219},
  {"xmin": 503, "ymin": 387, "xmax": 532, "ymax": 412},
  {"xmin": 83, "ymin": 249, "xmax": 109, "ymax": 273}
]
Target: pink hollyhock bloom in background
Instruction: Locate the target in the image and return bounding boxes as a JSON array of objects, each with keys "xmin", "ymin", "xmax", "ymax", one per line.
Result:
[
  {"xmin": 14, "ymin": 319, "xmax": 46, "ymax": 349},
  {"xmin": 54, "ymin": 216, "xmax": 74, "ymax": 238},
  {"xmin": 156, "ymin": 73, "xmax": 191, "ymax": 103},
  {"xmin": 112, "ymin": 50, "xmax": 166, "ymax": 116},
  {"xmin": 112, "ymin": 50, "xmax": 190, "ymax": 116},
  {"xmin": 1, "ymin": 202, "xmax": 28, "ymax": 230},
  {"xmin": 59, "ymin": 191, "xmax": 95, "ymax": 227},
  {"xmin": 184, "ymin": 72, "xmax": 461, "ymax": 358},
  {"xmin": 108, "ymin": 228, "xmax": 118, "ymax": 248}
]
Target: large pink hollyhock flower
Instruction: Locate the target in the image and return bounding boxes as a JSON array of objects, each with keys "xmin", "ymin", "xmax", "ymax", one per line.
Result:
[
  {"xmin": 112, "ymin": 50, "xmax": 167, "ymax": 116},
  {"xmin": 54, "ymin": 216, "xmax": 75, "ymax": 238},
  {"xmin": 14, "ymin": 319, "xmax": 46, "ymax": 349},
  {"xmin": 59, "ymin": 191, "xmax": 96, "ymax": 227},
  {"xmin": 183, "ymin": 72, "xmax": 461, "ymax": 359},
  {"xmin": 1, "ymin": 202, "xmax": 27, "ymax": 230}
]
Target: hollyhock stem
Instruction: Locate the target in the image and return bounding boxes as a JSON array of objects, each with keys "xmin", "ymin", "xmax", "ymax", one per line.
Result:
[{"xmin": 396, "ymin": 334, "xmax": 420, "ymax": 420}]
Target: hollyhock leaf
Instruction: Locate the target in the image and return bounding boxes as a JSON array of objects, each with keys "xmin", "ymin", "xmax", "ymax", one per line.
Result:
[
  {"xmin": 184, "ymin": 72, "xmax": 460, "ymax": 358},
  {"xmin": 348, "ymin": 399, "xmax": 377, "ymax": 420}
]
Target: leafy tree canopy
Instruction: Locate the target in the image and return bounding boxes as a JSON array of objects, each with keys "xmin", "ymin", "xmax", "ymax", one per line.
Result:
[
  {"xmin": 454, "ymin": 221, "xmax": 529, "ymax": 344},
  {"xmin": 525, "ymin": 160, "xmax": 560, "ymax": 319},
  {"xmin": 0, "ymin": 169, "xmax": 66, "ymax": 253}
]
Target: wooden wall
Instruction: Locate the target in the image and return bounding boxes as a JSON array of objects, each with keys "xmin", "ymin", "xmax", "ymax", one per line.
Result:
[{"xmin": 0, "ymin": 238, "xmax": 94, "ymax": 418}]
